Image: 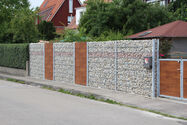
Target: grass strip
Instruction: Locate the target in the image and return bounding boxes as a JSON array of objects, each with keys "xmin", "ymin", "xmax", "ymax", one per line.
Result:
[
  {"xmin": 6, "ymin": 78, "xmax": 25, "ymax": 84},
  {"xmin": 42, "ymin": 86, "xmax": 187, "ymax": 121}
]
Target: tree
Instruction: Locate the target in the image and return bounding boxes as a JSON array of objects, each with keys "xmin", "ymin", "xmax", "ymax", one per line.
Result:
[
  {"xmin": 79, "ymin": 0, "xmax": 174, "ymax": 37},
  {"xmin": 79, "ymin": 0, "xmax": 111, "ymax": 37},
  {"xmin": 9, "ymin": 9, "xmax": 39, "ymax": 43},
  {"xmin": 38, "ymin": 21, "xmax": 56, "ymax": 41},
  {"xmin": 0, "ymin": 0, "xmax": 40, "ymax": 43},
  {"xmin": 0, "ymin": 0, "xmax": 30, "ymax": 23},
  {"xmin": 168, "ymin": 0, "xmax": 187, "ymax": 21},
  {"xmin": 123, "ymin": 1, "xmax": 173, "ymax": 35}
]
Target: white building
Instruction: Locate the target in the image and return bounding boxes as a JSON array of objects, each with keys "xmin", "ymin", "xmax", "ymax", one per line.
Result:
[{"xmin": 144, "ymin": 0, "xmax": 176, "ymax": 6}]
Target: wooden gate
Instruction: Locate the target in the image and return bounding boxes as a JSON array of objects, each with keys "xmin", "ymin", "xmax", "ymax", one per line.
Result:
[
  {"xmin": 159, "ymin": 59, "xmax": 187, "ymax": 100},
  {"xmin": 160, "ymin": 60, "xmax": 180, "ymax": 97},
  {"xmin": 75, "ymin": 42, "xmax": 87, "ymax": 86}
]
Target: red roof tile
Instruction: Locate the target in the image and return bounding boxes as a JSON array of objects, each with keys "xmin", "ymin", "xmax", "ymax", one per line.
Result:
[
  {"xmin": 39, "ymin": 0, "xmax": 66, "ymax": 21},
  {"xmin": 127, "ymin": 20, "xmax": 187, "ymax": 39}
]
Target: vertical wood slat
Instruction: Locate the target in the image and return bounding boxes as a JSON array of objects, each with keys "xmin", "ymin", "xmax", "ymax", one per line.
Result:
[
  {"xmin": 45, "ymin": 43, "xmax": 53, "ymax": 80},
  {"xmin": 183, "ymin": 61, "xmax": 187, "ymax": 98},
  {"xmin": 75, "ymin": 42, "xmax": 87, "ymax": 86},
  {"xmin": 160, "ymin": 61, "xmax": 180, "ymax": 97}
]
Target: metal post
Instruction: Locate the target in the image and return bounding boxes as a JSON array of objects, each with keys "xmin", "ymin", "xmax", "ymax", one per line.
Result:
[
  {"xmin": 28, "ymin": 44, "xmax": 31, "ymax": 76},
  {"xmin": 73, "ymin": 42, "xmax": 75, "ymax": 84},
  {"xmin": 180, "ymin": 59, "xmax": 184, "ymax": 99},
  {"xmin": 43, "ymin": 43, "xmax": 45, "ymax": 80},
  {"xmin": 26, "ymin": 61, "xmax": 29, "ymax": 76},
  {"xmin": 114, "ymin": 41, "xmax": 118, "ymax": 91},
  {"xmin": 53, "ymin": 44, "xmax": 55, "ymax": 80},
  {"xmin": 157, "ymin": 39, "xmax": 160, "ymax": 97},
  {"xmin": 87, "ymin": 42, "xmax": 89, "ymax": 86},
  {"xmin": 152, "ymin": 39, "xmax": 156, "ymax": 98}
]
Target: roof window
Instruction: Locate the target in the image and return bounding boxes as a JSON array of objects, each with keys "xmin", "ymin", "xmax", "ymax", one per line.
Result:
[
  {"xmin": 43, "ymin": 1, "xmax": 48, "ymax": 8},
  {"xmin": 138, "ymin": 31, "xmax": 152, "ymax": 37}
]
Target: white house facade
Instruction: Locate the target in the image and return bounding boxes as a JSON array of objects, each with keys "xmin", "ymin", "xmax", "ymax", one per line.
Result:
[{"xmin": 75, "ymin": 6, "xmax": 86, "ymax": 25}]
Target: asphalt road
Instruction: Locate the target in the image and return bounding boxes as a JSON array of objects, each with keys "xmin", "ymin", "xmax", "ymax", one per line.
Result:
[{"xmin": 0, "ymin": 80, "xmax": 186, "ymax": 125}]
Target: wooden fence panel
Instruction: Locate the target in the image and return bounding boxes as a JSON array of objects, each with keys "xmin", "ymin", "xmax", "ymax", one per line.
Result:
[
  {"xmin": 183, "ymin": 61, "xmax": 187, "ymax": 98},
  {"xmin": 45, "ymin": 43, "xmax": 53, "ymax": 80},
  {"xmin": 75, "ymin": 42, "xmax": 87, "ymax": 86}
]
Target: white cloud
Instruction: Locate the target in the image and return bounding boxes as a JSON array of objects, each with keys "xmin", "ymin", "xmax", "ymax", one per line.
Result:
[{"xmin": 29, "ymin": 0, "xmax": 44, "ymax": 8}]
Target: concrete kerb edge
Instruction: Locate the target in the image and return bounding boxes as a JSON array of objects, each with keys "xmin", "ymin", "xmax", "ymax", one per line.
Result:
[
  {"xmin": 0, "ymin": 74, "xmax": 129, "ymax": 105},
  {"xmin": 0, "ymin": 75, "xmax": 130, "ymax": 105},
  {"xmin": 0, "ymin": 75, "xmax": 107, "ymax": 101}
]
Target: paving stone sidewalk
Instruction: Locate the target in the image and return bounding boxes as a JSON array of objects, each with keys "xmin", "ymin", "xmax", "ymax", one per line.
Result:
[{"xmin": 0, "ymin": 73, "xmax": 187, "ymax": 119}]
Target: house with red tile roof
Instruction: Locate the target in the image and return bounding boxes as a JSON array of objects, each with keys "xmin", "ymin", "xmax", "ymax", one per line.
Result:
[
  {"xmin": 127, "ymin": 20, "xmax": 187, "ymax": 39},
  {"xmin": 127, "ymin": 20, "xmax": 187, "ymax": 59},
  {"xmin": 38, "ymin": 0, "xmax": 82, "ymax": 32}
]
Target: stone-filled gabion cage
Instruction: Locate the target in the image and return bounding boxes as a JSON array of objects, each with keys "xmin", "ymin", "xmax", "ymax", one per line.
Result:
[{"xmin": 29, "ymin": 40, "xmax": 159, "ymax": 97}]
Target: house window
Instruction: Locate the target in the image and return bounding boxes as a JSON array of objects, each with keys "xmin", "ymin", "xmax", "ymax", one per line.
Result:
[
  {"xmin": 160, "ymin": 0, "xmax": 165, "ymax": 6},
  {"xmin": 80, "ymin": 12, "xmax": 84, "ymax": 18},
  {"xmin": 68, "ymin": 16, "xmax": 74, "ymax": 24},
  {"xmin": 69, "ymin": 0, "xmax": 73, "ymax": 13}
]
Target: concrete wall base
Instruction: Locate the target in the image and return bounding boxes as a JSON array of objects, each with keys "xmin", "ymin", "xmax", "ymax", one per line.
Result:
[{"xmin": 0, "ymin": 66, "xmax": 27, "ymax": 77}]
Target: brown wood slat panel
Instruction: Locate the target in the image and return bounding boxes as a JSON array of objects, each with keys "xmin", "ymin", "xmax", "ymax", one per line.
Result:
[
  {"xmin": 75, "ymin": 42, "xmax": 87, "ymax": 86},
  {"xmin": 183, "ymin": 62, "xmax": 187, "ymax": 98},
  {"xmin": 160, "ymin": 61, "xmax": 180, "ymax": 97},
  {"xmin": 45, "ymin": 43, "xmax": 53, "ymax": 80}
]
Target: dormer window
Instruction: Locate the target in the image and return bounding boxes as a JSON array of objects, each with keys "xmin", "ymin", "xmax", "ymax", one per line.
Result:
[
  {"xmin": 69, "ymin": 0, "xmax": 73, "ymax": 13},
  {"xmin": 43, "ymin": 1, "xmax": 48, "ymax": 8}
]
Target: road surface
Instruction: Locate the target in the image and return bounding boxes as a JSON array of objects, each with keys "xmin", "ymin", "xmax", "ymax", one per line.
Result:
[{"xmin": 0, "ymin": 80, "xmax": 186, "ymax": 125}]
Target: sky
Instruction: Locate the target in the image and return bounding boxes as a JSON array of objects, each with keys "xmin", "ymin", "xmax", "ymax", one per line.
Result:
[
  {"xmin": 28, "ymin": 0, "xmax": 44, "ymax": 8},
  {"xmin": 28, "ymin": 0, "xmax": 85, "ymax": 8}
]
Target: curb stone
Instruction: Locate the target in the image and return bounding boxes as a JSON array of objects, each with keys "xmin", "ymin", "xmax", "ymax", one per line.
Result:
[{"xmin": 0, "ymin": 75, "xmax": 109, "ymax": 101}]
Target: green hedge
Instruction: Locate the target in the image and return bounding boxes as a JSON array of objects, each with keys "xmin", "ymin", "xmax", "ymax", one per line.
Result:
[{"xmin": 0, "ymin": 44, "xmax": 29, "ymax": 69}]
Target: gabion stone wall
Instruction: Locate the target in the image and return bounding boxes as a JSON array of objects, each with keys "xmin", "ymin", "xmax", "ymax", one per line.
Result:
[
  {"xmin": 117, "ymin": 40, "xmax": 153, "ymax": 97},
  {"xmin": 88, "ymin": 40, "xmax": 154, "ymax": 97},
  {"xmin": 88, "ymin": 42, "xmax": 116, "ymax": 90},
  {"xmin": 29, "ymin": 40, "xmax": 156, "ymax": 97},
  {"xmin": 53, "ymin": 43, "xmax": 74, "ymax": 84},
  {"xmin": 29, "ymin": 43, "xmax": 44, "ymax": 79}
]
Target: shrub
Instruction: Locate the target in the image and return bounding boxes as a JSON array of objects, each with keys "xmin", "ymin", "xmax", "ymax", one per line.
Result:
[
  {"xmin": 0, "ymin": 44, "xmax": 29, "ymax": 69},
  {"xmin": 56, "ymin": 29, "xmax": 124, "ymax": 42},
  {"xmin": 38, "ymin": 21, "xmax": 56, "ymax": 41},
  {"xmin": 8, "ymin": 8, "xmax": 39, "ymax": 43},
  {"xmin": 57, "ymin": 29, "xmax": 92, "ymax": 42},
  {"xmin": 94, "ymin": 31, "xmax": 124, "ymax": 41}
]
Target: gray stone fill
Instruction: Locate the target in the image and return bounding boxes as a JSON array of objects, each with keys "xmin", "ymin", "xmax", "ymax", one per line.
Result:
[{"xmin": 29, "ymin": 43, "xmax": 45, "ymax": 79}]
